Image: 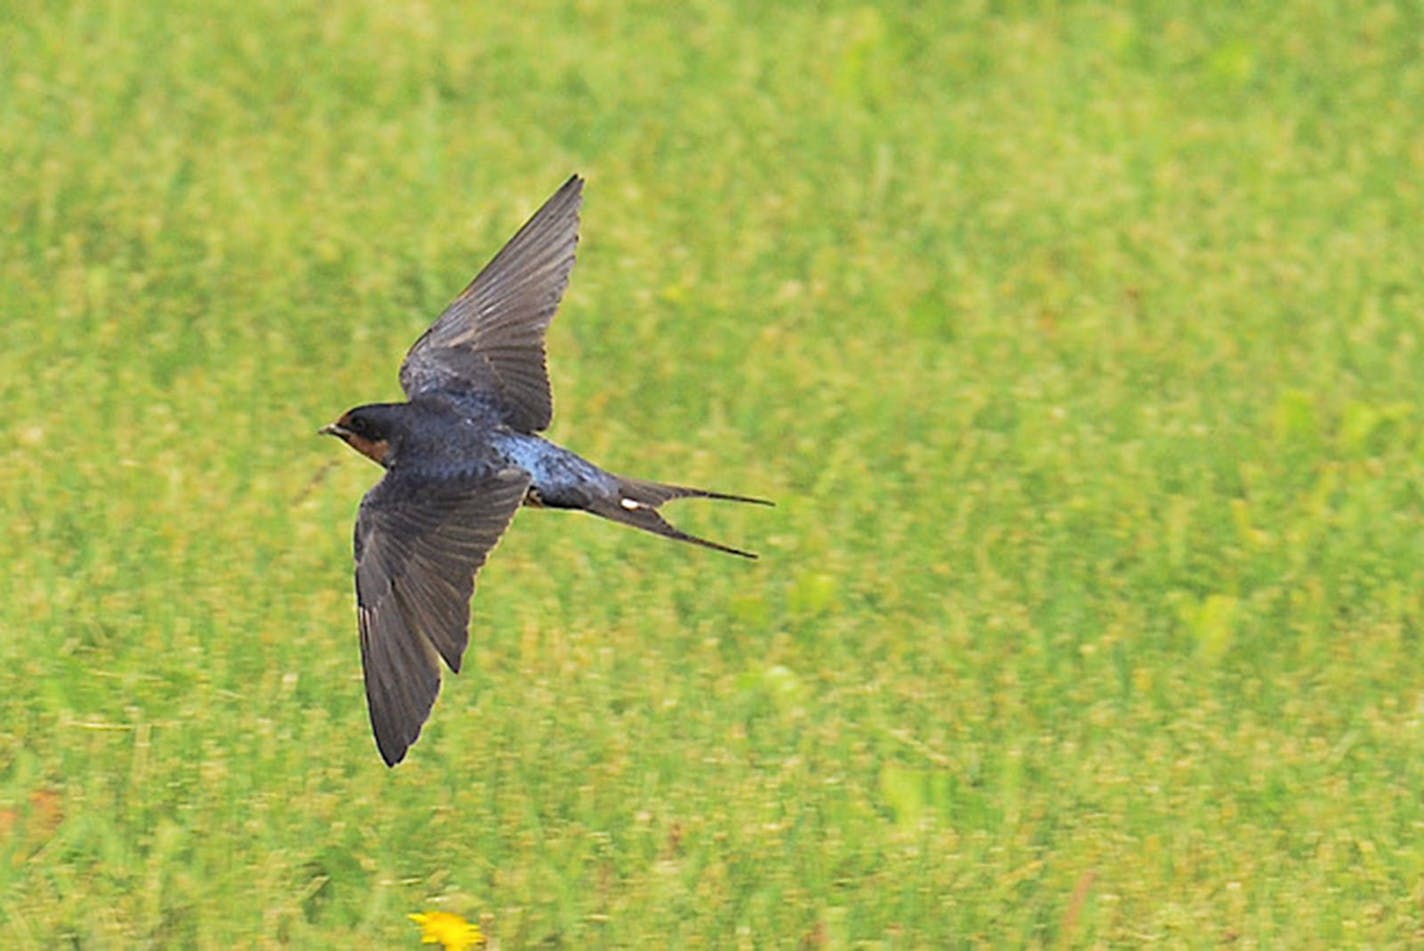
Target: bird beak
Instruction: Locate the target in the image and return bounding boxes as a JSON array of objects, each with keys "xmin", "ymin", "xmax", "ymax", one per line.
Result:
[{"xmin": 319, "ymin": 422, "xmax": 347, "ymax": 438}]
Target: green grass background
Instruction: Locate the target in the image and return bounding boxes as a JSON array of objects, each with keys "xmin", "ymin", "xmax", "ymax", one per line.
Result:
[{"xmin": 3, "ymin": 0, "xmax": 1423, "ymax": 946}]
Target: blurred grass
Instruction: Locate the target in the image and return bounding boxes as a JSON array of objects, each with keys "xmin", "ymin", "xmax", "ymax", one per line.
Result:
[{"xmin": 3, "ymin": 0, "xmax": 1424, "ymax": 945}]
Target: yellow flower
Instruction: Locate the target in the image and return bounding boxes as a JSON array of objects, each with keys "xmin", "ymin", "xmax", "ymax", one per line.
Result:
[{"xmin": 408, "ymin": 910, "xmax": 485, "ymax": 950}]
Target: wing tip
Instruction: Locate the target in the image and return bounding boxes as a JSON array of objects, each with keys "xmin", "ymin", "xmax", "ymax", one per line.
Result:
[
  {"xmin": 370, "ymin": 698, "xmax": 431, "ymax": 768},
  {"xmin": 552, "ymin": 173, "xmax": 584, "ymax": 212},
  {"xmin": 378, "ymin": 737, "xmax": 408, "ymax": 767},
  {"xmin": 371, "ymin": 702, "xmax": 424, "ymax": 767}
]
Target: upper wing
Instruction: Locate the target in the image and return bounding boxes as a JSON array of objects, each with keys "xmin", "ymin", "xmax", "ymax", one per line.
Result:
[
  {"xmin": 353, "ymin": 465, "xmax": 531, "ymax": 766},
  {"xmin": 399, "ymin": 175, "xmax": 583, "ymax": 432}
]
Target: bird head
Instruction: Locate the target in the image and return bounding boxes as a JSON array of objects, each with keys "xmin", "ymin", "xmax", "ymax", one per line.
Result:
[{"xmin": 320, "ymin": 403, "xmax": 404, "ymax": 467}]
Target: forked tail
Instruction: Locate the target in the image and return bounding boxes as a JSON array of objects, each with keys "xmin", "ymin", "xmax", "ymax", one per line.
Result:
[{"xmin": 589, "ymin": 476, "xmax": 773, "ymax": 559}]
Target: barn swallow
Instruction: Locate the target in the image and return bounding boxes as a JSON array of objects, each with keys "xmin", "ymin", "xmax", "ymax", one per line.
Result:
[{"xmin": 321, "ymin": 175, "xmax": 770, "ymax": 766}]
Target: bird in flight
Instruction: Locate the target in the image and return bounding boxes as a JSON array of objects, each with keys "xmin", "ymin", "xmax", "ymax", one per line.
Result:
[{"xmin": 321, "ymin": 175, "xmax": 770, "ymax": 765}]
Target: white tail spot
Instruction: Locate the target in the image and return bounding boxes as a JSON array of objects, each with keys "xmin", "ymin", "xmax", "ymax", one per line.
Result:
[{"xmin": 620, "ymin": 497, "xmax": 641, "ymax": 510}]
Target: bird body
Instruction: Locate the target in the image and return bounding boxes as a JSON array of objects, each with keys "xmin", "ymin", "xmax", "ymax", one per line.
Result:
[{"xmin": 322, "ymin": 176, "xmax": 769, "ymax": 765}]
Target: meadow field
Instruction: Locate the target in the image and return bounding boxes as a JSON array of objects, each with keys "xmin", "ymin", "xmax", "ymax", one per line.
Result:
[{"xmin": 3, "ymin": 1, "xmax": 1423, "ymax": 946}]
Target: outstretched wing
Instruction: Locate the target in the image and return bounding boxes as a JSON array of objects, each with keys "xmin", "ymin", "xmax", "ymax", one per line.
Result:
[
  {"xmin": 353, "ymin": 466, "xmax": 531, "ymax": 766},
  {"xmin": 399, "ymin": 175, "xmax": 583, "ymax": 432}
]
